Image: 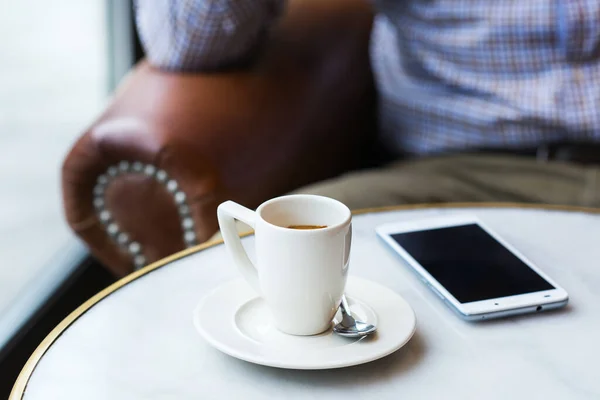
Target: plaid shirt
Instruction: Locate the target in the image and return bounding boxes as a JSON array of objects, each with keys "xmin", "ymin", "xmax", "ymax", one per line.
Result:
[{"xmin": 135, "ymin": 0, "xmax": 600, "ymax": 155}]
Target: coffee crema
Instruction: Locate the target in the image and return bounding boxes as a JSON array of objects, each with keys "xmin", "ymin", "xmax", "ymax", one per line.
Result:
[{"xmin": 287, "ymin": 225, "xmax": 327, "ymax": 230}]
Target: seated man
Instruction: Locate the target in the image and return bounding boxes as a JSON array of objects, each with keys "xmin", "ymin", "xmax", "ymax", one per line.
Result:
[{"xmin": 135, "ymin": 0, "xmax": 600, "ymax": 209}]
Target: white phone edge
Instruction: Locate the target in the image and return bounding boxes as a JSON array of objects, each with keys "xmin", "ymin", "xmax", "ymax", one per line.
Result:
[{"xmin": 375, "ymin": 214, "xmax": 569, "ymax": 321}]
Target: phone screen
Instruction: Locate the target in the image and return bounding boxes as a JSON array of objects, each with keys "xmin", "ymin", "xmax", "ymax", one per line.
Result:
[{"xmin": 391, "ymin": 224, "xmax": 554, "ymax": 303}]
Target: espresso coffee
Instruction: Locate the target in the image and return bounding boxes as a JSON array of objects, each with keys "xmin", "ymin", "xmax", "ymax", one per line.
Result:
[
  {"xmin": 287, "ymin": 225, "xmax": 327, "ymax": 230},
  {"xmin": 218, "ymin": 195, "xmax": 352, "ymax": 335}
]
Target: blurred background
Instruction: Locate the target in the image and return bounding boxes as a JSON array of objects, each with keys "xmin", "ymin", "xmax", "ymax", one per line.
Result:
[{"xmin": 0, "ymin": 1, "xmax": 140, "ymax": 394}]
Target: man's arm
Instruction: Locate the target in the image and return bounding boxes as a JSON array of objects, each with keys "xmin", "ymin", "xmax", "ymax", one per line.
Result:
[{"xmin": 134, "ymin": 0, "xmax": 286, "ymax": 71}]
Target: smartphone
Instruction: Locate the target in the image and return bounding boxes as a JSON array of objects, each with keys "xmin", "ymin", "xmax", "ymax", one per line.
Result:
[{"xmin": 376, "ymin": 215, "xmax": 569, "ymax": 321}]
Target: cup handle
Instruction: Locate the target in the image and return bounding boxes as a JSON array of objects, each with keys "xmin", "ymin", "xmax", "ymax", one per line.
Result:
[{"xmin": 217, "ymin": 201, "xmax": 260, "ymax": 293}]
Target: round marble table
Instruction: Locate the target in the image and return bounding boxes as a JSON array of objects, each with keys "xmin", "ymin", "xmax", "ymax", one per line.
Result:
[{"xmin": 11, "ymin": 204, "xmax": 600, "ymax": 399}]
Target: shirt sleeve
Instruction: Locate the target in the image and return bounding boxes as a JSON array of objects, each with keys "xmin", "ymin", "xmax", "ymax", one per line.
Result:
[{"xmin": 134, "ymin": 0, "xmax": 286, "ymax": 71}]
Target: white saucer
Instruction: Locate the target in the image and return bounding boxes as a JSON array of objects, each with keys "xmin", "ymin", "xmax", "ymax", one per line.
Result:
[{"xmin": 193, "ymin": 276, "xmax": 417, "ymax": 370}]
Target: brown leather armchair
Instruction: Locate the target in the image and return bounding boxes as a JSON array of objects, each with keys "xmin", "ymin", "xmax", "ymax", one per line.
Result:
[{"xmin": 62, "ymin": 0, "xmax": 378, "ymax": 277}]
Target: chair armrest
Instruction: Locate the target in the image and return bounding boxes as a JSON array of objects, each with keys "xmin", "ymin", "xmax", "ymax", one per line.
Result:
[{"xmin": 62, "ymin": 0, "xmax": 376, "ymax": 276}]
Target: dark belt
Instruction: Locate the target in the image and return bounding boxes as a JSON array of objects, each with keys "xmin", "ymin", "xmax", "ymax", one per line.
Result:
[{"xmin": 482, "ymin": 142, "xmax": 600, "ymax": 165}]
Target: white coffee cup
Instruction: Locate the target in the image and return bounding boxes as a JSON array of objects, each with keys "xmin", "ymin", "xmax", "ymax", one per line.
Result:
[{"xmin": 217, "ymin": 194, "xmax": 352, "ymax": 336}]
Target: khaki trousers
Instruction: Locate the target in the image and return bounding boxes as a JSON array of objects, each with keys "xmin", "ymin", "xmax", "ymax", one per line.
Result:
[
  {"xmin": 211, "ymin": 154, "xmax": 600, "ymax": 241},
  {"xmin": 293, "ymin": 154, "xmax": 600, "ymax": 209}
]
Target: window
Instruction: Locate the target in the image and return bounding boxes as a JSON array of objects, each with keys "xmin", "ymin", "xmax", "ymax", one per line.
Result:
[{"xmin": 0, "ymin": 0, "xmax": 115, "ymax": 350}]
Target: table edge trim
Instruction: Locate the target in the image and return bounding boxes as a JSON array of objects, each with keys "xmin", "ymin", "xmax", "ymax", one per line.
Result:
[{"xmin": 10, "ymin": 202, "xmax": 600, "ymax": 398}]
